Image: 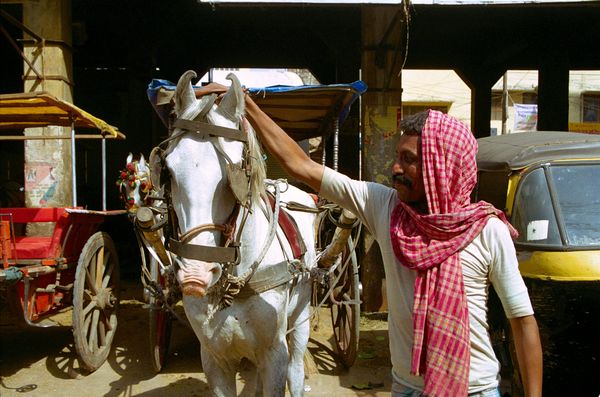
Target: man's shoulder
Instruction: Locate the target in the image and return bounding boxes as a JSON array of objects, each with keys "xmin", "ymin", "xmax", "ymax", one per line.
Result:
[
  {"xmin": 475, "ymin": 216, "xmax": 514, "ymax": 250},
  {"xmin": 482, "ymin": 216, "xmax": 510, "ymax": 234}
]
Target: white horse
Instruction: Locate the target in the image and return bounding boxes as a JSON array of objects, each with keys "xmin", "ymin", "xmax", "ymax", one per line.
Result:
[{"xmin": 150, "ymin": 70, "xmax": 317, "ymax": 396}]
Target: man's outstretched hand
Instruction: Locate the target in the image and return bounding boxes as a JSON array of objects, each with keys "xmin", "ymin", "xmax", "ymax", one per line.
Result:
[{"xmin": 193, "ymin": 82, "xmax": 230, "ymax": 98}]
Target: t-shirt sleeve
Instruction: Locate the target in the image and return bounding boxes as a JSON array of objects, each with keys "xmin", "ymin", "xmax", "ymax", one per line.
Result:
[
  {"xmin": 319, "ymin": 166, "xmax": 396, "ymax": 239},
  {"xmin": 485, "ymin": 217, "xmax": 534, "ymax": 318}
]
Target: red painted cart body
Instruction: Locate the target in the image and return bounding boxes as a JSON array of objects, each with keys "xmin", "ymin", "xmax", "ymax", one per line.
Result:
[
  {"xmin": 1, "ymin": 208, "xmax": 114, "ymax": 320},
  {"xmin": 0, "ymin": 92, "xmax": 127, "ymax": 372}
]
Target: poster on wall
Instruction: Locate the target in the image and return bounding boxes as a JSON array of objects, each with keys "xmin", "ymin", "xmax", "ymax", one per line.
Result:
[
  {"xmin": 25, "ymin": 161, "xmax": 59, "ymax": 207},
  {"xmin": 513, "ymin": 104, "xmax": 538, "ymax": 131}
]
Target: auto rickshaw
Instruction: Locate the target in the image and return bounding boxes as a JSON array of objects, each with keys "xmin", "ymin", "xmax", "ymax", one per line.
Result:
[{"xmin": 474, "ymin": 131, "xmax": 600, "ymax": 397}]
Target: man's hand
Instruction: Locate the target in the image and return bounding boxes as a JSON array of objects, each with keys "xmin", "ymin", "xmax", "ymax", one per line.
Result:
[{"xmin": 194, "ymin": 82, "xmax": 229, "ymax": 98}]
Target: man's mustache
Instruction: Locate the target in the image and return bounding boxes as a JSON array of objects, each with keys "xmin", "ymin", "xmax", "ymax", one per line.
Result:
[{"xmin": 392, "ymin": 174, "xmax": 413, "ymax": 188}]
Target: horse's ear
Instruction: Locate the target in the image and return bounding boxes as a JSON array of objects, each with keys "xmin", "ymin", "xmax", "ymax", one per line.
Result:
[
  {"xmin": 138, "ymin": 154, "xmax": 148, "ymax": 172},
  {"xmin": 174, "ymin": 70, "xmax": 198, "ymax": 117},
  {"xmin": 126, "ymin": 152, "xmax": 133, "ymax": 164},
  {"xmin": 218, "ymin": 72, "xmax": 245, "ymax": 120}
]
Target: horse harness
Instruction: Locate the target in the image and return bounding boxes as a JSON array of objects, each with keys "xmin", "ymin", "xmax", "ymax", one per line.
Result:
[{"xmin": 138, "ymin": 95, "xmax": 308, "ymax": 308}]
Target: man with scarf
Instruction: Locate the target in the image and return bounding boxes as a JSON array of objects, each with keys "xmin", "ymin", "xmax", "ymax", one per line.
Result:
[{"xmin": 191, "ymin": 80, "xmax": 542, "ymax": 397}]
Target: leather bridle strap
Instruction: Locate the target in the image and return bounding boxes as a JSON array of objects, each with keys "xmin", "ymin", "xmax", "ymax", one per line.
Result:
[
  {"xmin": 168, "ymin": 238, "xmax": 239, "ymax": 264},
  {"xmin": 172, "ymin": 118, "xmax": 248, "ymax": 142}
]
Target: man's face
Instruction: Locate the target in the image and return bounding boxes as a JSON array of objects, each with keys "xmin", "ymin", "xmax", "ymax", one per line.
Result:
[{"xmin": 392, "ymin": 134, "xmax": 427, "ymax": 206}]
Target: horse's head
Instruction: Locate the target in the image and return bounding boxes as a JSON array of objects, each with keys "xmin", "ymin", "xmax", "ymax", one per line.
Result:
[
  {"xmin": 117, "ymin": 153, "xmax": 156, "ymax": 213},
  {"xmin": 158, "ymin": 70, "xmax": 266, "ymax": 298}
]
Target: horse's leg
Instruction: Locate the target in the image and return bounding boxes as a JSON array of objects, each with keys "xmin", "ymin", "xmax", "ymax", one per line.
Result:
[
  {"xmin": 202, "ymin": 350, "xmax": 236, "ymax": 397},
  {"xmin": 238, "ymin": 359, "xmax": 262, "ymax": 397},
  {"xmin": 259, "ymin": 337, "xmax": 289, "ymax": 397},
  {"xmin": 255, "ymin": 376, "xmax": 263, "ymax": 397},
  {"xmin": 286, "ymin": 304, "xmax": 311, "ymax": 397}
]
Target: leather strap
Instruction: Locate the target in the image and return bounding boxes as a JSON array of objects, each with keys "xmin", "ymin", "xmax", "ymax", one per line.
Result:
[
  {"xmin": 173, "ymin": 118, "xmax": 248, "ymax": 142},
  {"xmin": 235, "ymin": 261, "xmax": 294, "ymax": 298},
  {"xmin": 168, "ymin": 237, "xmax": 239, "ymax": 264}
]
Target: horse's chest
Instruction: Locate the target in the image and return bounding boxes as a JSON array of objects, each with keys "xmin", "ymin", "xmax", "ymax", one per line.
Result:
[{"xmin": 186, "ymin": 299, "xmax": 285, "ymax": 357}]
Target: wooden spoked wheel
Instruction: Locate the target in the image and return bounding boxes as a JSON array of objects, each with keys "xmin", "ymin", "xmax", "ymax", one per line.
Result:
[
  {"xmin": 73, "ymin": 231, "xmax": 120, "ymax": 372},
  {"xmin": 148, "ymin": 257, "xmax": 173, "ymax": 372},
  {"xmin": 330, "ymin": 238, "xmax": 360, "ymax": 368}
]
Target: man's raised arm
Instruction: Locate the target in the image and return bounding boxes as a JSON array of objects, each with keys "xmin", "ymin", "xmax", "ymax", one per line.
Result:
[{"xmin": 245, "ymin": 95, "xmax": 324, "ymax": 192}]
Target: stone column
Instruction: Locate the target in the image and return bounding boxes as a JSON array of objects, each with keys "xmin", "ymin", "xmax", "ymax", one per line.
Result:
[
  {"xmin": 360, "ymin": 5, "xmax": 405, "ymax": 312},
  {"xmin": 22, "ymin": 0, "xmax": 73, "ymax": 215},
  {"xmin": 538, "ymin": 64, "xmax": 569, "ymax": 132},
  {"xmin": 456, "ymin": 67, "xmax": 501, "ymax": 139}
]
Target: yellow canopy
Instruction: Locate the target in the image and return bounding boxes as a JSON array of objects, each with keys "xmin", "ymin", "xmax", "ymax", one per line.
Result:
[{"xmin": 0, "ymin": 91, "xmax": 125, "ymax": 139}]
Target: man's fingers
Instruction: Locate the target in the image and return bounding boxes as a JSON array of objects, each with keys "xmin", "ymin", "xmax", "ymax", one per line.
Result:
[{"xmin": 194, "ymin": 83, "xmax": 229, "ymax": 98}]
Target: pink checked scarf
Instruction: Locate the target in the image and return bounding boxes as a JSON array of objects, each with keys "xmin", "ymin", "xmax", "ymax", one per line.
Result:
[{"xmin": 390, "ymin": 111, "xmax": 517, "ymax": 396}]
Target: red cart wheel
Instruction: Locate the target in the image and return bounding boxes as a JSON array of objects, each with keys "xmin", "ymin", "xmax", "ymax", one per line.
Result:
[
  {"xmin": 330, "ymin": 239, "xmax": 360, "ymax": 368},
  {"xmin": 72, "ymin": 231, "xmax": 120, "ymax": 372},
  {"xmin": 148, "ymin": 257, "xmax": 173, "ymax": 372}
]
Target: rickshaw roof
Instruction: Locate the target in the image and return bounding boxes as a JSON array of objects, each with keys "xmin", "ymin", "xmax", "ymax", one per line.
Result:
[
  {"xmin": 477, "ymin": 131, "xmax": 600, "ymax": 172},
  {"xmin": 0, "ymin": 91, "xmax": 125, "ymax": 139},
  {"xmin": 147, "ymin": 79, "xmax": 367, "ymax": 141}
]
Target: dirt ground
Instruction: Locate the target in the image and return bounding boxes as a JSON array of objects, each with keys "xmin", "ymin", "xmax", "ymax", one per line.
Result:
[{"xmin": 0, "ymin": 278, "xmax": 392, "ymax": 397}]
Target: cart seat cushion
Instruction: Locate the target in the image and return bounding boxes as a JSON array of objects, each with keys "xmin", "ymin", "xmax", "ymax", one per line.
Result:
[{"xmin": 12, "ymin": 236, "xmax": 54, "ymax": 259}]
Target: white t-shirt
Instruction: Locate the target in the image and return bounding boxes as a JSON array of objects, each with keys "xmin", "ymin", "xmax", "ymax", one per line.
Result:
[{"xmin": 320, "ymin": 167, "xmax": 533, "ymax": 393}]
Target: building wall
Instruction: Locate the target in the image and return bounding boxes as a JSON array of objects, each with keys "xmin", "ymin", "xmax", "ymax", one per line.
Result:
[
  {"xmin": 401, "ymin": 69, "xmax": 471, "ymax": 126},
  {"xmin": 401, "ymin": 69, "xmax": 600, "ymax": 134}
]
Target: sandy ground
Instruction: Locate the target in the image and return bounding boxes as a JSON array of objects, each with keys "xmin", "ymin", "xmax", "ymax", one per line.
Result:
[{"xmin": 0, "ymin": 278, "xmax": 392, "ymax": 397}]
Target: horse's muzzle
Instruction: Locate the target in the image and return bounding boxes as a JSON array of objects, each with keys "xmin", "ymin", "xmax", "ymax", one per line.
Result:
[{"xmin": 176, "ymin": 260, "xmax": 222, "ymax": 297}]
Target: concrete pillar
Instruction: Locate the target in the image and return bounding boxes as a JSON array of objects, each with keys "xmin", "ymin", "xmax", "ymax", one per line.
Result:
[
  {"xmin": 471, "ymin": 84, "xmax": 493, "ymax": 138},
  {"xmin": 538, "ymin": 64, "xmax": 569, "ymax": 131},
  {"xmin": 22, "ymin": 0, "xmax": 73, "ymax": 214},
  {"xmin": 456, "ymin": 67, "xmax": 501, "ymax": 138},
  {"xmin": 360, "ymin": 5, "xmax": 404, "ymax": 312}
]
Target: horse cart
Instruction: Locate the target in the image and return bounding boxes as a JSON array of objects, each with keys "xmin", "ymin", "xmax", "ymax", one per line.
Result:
[
  {"xmin": 135, "ymin": 77, "xmax": 367, "ymax": 373},
  {"xmin": 0, "ymin": 92, "xmax": 126, "ymax": 372}
]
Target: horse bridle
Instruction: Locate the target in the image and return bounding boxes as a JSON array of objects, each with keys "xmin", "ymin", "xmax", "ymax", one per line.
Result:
[{"xmin": 150, "ymin": 96, "xmax": 253, "ymax": 268}]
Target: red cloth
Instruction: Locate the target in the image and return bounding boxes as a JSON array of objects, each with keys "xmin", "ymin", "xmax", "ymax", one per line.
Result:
[{"xmin": 389, "ymin": 111, "xmax": 517, "ymax": 396}]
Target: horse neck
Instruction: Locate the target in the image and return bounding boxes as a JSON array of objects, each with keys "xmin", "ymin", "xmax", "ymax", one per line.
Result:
[{"xmin": 232, "ymin": 192, "xmax": 282, "ymax": 276}]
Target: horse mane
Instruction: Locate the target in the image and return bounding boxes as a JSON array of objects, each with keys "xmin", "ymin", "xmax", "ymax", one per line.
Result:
[
  {"xmin": 204, "ymin": 108, "xmax": 266, "ymax": 207},
  {"xmin": 244, "ymin": 121, "xmax": 267, "ymax": 205}
]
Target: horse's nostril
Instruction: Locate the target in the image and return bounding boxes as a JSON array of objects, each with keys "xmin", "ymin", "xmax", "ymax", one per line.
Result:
[{"xmin": 211, "ymin": 264, "xmax": 223, "ymax": 279}]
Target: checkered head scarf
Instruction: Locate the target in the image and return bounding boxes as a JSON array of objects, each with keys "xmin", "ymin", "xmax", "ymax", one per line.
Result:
[{"xmin": 389, "ymin": 110, "xmax": 517, "ymax": 396}]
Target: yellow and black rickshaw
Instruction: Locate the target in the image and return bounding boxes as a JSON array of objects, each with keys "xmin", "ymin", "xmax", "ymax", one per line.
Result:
[{"xmin": 474, "ymin": 131, "xmax": 600, "ymax": 397}]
